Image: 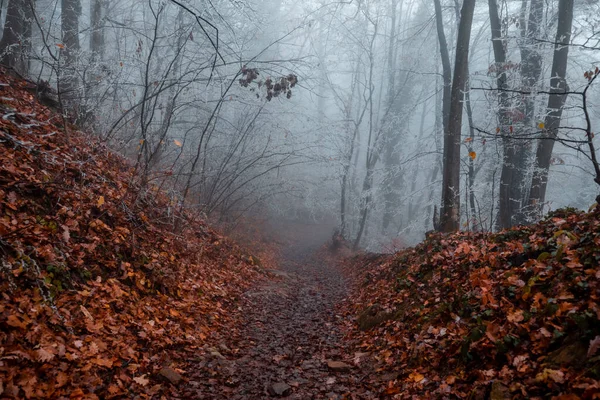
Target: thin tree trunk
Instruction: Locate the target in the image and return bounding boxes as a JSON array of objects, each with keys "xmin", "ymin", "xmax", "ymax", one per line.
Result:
[
  {"xmin": 440, "ymin": 0, "xmax": 476, "ymax": 232},
  {"xmin": 528, "ymin": 0, "xmax": 574, "ymax": 217},
  {"xmin": 90, "ymin": 0, "xmax": 106, "ymax": 61},
  {"xmin": 353, "ymin": 19, "xmax": 379, "ymax": 250},
  {"xmin": 465, "ymin": 77, "xmax": 478, "ymax": 231},
  {"xmin": 489, "ymin": 0, "xmax": 521, "ymax": 230},
  {"xmin": 425, "ymin": 39, "xmax": 444, "ymax": 231},
  {"xmin": 433, "ymin": 0, "xmax": 452, "ymax": 136},
  {"xmin": 60, "ymin": 0, "xmax": 81, "ymax": 109},
  {"xmin": 381, "ymin": 0, "xmax": 399, "ymax": 234}
]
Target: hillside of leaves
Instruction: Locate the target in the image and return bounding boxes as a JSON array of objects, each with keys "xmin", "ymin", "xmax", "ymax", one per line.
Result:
[
  {"xmin": 0, "ymin": 70, "xmax": 266, "ymax": 398},
  {"xmin": 341, "ymin": 209, "xmax": 600, "ymax": 398}
]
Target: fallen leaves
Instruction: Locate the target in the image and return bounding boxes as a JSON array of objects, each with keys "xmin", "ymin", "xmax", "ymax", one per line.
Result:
[
  {"xmin": 6, "ymin": 314, "xmax": 28, "ymax": 329},
  {"xmin": 536, "ymin": 368, "xmax": 565, "ymax": 384},
  {"xmin": 133, "ymin": 375, "xmax": 150, "ymax": 386},
  {"xmin": 588, "ymin": 336, "xmax": 600, "ymax": 358},
  {"xmin": 340, "ymin": 207, "xmax": 600, "ymax": 398},
  {"xmin": 408, "ymin": 371, "xmax": 425, "ymax": 383},
  {"xmin": 0, "ymin": 68, "xmax": 264, "ymax": 398}
]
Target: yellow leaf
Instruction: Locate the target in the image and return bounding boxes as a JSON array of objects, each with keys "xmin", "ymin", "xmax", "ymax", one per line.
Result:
[
  {"xmin": 538, "ymin": 122, "xmax": 545, "ymax": 129},
  {"xmin": 97, "ymin": 196, "xmax": 105, "ymax": 207},
  {"xmin": 174, "ymin": 139, "xmax": 182, "ymax": 147},
  {"xmin": 536, "ymin": 368, "xmax": 564, "ymax": 384},
  {"xmin": 469, "ymin": 151, "xmax": 476, "ymax": 160},
  {"xmin": 409, "ymin": 372, "xmax": 425, "ymax": 382}
]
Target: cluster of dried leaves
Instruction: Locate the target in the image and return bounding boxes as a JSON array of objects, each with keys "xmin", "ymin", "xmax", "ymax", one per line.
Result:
[
  {"xmin": 341, "ymin": 208, "xmax": 600, "ymax": 399},
  {"xmin": 239, "ymin": 66, "xmax": 298, "ymax": 101},
  {"xmin": 0, "ymin": 70, "xmax": 265, "ymax": 398}
]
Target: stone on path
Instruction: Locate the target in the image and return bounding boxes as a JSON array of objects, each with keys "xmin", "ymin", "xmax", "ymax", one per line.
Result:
[
  {"xmin": 159, "ymin": 367, "xmax": 183, "ymax": 385},
  {"xmin": 268, "ymin": 382, "xmax": 292, "ymax": 397},
  {"xmin": 326, "ymin": 360, "xmax": 352, "ymax": 372}
]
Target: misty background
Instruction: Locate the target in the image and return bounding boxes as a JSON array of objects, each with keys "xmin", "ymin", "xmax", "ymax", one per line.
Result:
[{"xmin": 2, "ymin": 0, "xmax": 599, "ymax": 251}]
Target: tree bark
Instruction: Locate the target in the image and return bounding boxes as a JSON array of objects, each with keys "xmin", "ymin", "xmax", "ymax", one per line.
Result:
[
  {"xmin": 90, "ymin": 0, "xmax": 106, "ymax": 61},
  {"xmin": 527, "ymin": 0, "xmax": 574, "ymax": 217},
  {"xmin": 0, "ymin": 0, "xmax": 31, "ymax": 75},
  {"xmin": 60, "ymin": 0, "xmax": 81, "ymax": 107},
  {"xmin": 433, "ymin": 0, "xmax": 452, "ymax": 137},
  {"xmin": 488, "ymin": 0, "xmax": 520, "ymax": 230},
  {"xmin": 510, "ymin": 0, "xmax": 544, "ymax": 225},
  {"xmin": 440, "ymin": 0, "xmax": 476, "ymax": 232},
  {"xmin": 381, "ymin": 0, "xmax": 400, "ymax": 234}
]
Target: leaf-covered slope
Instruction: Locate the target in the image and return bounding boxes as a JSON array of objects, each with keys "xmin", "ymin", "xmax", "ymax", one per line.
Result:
[
  {"xmin": 0, "ymin": 70, "xmax": 263, "ymax": 398},
  {"xmin": 341, "ymin": 209, "xmax": 600, "ymax": 398}
]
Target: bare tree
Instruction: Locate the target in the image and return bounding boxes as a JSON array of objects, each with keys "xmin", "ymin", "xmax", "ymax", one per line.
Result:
[
  {"xmin": 440, "ymin": 0, "xmax": 476, "ymax": 232},
  {"xmin": 59, "ymin": 0, "xmax": 81, "ymax": 108},
  {"xmin": 433, "ymin": 0, "xmax": 451, "ymax": 135},
  {"xmin": 488, "ymin": 0, "xmax": 517, "ymax": 230},
  {"xmin": 527, "ymin": 0, "xmax": 575, "ymax": 217},
  {"xmin": 512, "ymin": 0, "xmax": 543, "ymax": 224},
  {"xmin": 90, "ymin": 0, "xmax": 106, "ymax": 62}
]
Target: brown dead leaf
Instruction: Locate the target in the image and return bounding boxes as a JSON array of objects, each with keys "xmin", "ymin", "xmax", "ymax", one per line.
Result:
[
  {"xmin": 507, "ymin": 310, "xmax": 524, "ymax": 324},
  {"xmin": 92, "ymin": 357, "xmax": 113, "ymax": 368},
  {"xmin": 588, "ymin": 335, "xmax": 600, "ymax": 358},
  {"xmin": 133, "ymin": 375, "xmax": 150, "ymax": 386},
  {"xmin": 36, "ymin": 347, "xmax": 55, "ymax": 362},
  {"xmin": 6, "ymin": 315, "xmax": 28, "ymax": 329}
]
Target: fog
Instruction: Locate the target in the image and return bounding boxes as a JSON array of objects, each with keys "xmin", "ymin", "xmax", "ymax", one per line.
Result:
[{"xmin": 5, "ymin": 0, "xmax": 600, "ymax": 250}]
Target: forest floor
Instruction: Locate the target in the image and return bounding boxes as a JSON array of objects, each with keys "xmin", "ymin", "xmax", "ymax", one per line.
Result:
[
  {"xmin": 1, "ymin": 69, "xmax": 599, "ymax": 400},
  {"xmin": 182, "ymin": 244, "xmax": 372, "ymax": 399}
]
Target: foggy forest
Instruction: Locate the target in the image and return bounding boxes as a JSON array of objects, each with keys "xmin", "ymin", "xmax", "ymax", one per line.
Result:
[
  {"xmin": 1, "ymin": 0, "xmax": 600, "ymax": 398},
  {"xmin": 4, "ymin": 0, "xmax": 600, "ymax": 249}
]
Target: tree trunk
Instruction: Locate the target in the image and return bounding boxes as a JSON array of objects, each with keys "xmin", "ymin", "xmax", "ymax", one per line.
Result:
[
  {"xmin": 60, "ymin": 0, "xmax": 81, "ymax": 107},
  {"xmin": 528, "ymin": 0, "xmax": 574, "ymax": 217},
  {"xmin": 433, "ymin": 0, "xmax": 452, "ymax": 137},
  {"xmin": 440, "ymin": 0, "xmax": 476, "ymax": 232},
  {"xmin": 0, "ymin": 0, "xmax": 31, "ymax": 75},
  {"xmin": 465, "ymin": 78, "xmax": 478, "ymax": 230},
  {"xmin": 488, "ymin": 0, "xmax": 520, "ymax": 230},
  {"xmin": 353, "ymin": 165, "xmax": 375, "ymax": 250},
  {"xmin": 508, "ymin": 0, "xmax": 544, "ymax": 225},
  {"xmin": 381, "ymin": 0, "xmax": 400, "ymax": 235},
  {"xmin": 90, "ymin": 0, "xmax": 106, "ymax": 61}
]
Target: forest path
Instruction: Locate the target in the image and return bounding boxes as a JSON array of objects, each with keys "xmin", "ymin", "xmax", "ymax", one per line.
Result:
[{"xmin": 183, "ymin": 244, "xmax": 374, "ymax": 399}]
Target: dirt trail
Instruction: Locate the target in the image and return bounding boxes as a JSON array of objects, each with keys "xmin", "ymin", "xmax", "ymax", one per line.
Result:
[{"xmin": 184, "ymin": 245, "xmax": 375, "ymax": 399}]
